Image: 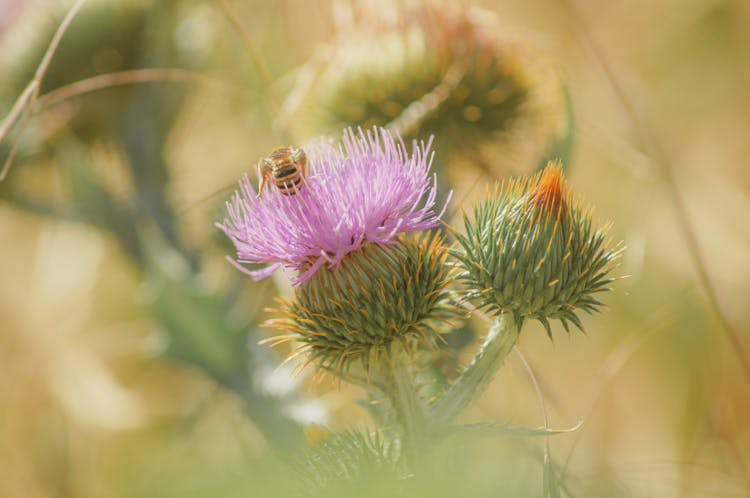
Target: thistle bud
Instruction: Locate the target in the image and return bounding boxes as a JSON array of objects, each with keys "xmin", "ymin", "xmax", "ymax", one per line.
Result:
[
  {"xmin": 452, "ymin": 162, "xmax": 622, "ymax": 336},
  {"xmin": 265, "ymin": 234, "xmax": 460, "ymax": 372}
]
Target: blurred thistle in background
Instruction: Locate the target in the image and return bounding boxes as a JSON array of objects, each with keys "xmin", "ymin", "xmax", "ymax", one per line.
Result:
[
  {"xmin": 1, "ymin": 0, "xmax": 749, "ymax": 497},
  {"xmin": 283, "ymin": 0, "xmax": 572, "ymax": 179}
]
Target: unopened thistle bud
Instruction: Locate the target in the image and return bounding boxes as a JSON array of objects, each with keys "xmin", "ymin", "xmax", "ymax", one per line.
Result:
[{"xmin": 453, "ymin": 162, "xmax": 622, "ymax": 336}]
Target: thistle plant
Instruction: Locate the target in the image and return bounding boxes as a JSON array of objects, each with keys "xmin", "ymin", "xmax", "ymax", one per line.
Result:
[
  {"xmin": 0, "ymin": 1, "xmax": 638, "ymax": 495},
  {"xmin": 218, "ymin": 127, "xmax": 622, "ymax": 490},
  {"xmin": 218, "ymin": 128, "xmax": 459, "ymax": 370},
  {"xmin": 297, "ymin": 1, "xmax": 569, "ymax": 175},
  {"xmin": 453, "ymin": 161, "xmax": 623, "ymax": 337},
  {"xmin": 431, "ymin": 161, "xmax": 623, "ymax": 424}
]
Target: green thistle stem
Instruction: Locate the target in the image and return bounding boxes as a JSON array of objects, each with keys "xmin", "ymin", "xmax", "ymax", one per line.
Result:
[
  {"xmin": 384, "ymin": 350, "xmax": 426, "ymax": 467},
  {"xmin": 430, "ymin": 313, "xmax": 519, "ymax": 423}
]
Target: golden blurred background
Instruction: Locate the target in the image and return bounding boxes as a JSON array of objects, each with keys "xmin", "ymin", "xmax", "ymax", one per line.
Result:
[{"xmin": 1, "ymin": 0, "xmax": 749, "ymax": 496}]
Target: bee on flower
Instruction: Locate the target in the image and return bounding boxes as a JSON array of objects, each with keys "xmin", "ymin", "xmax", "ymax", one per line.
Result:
[{"xmin": 218, "ymin": 127, "xmax": 448, "ymax": 285}]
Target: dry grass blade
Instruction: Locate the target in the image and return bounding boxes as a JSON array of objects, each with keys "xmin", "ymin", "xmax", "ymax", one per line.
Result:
[
  {"xmin": 276, "ymin": 45, "xmax": 332, "ymax": 136},
  {"xmin": 0, "ymin": 81, "xmax": 37, "ymax": 145},
  {"xmin": 0, "ymin": 107, "xmax": 32, "ymax": 182},
  {"xmin": 214, "ymin": 0, "xmax": 282, "ymax": 116},
  {"xmin": 34, "ymin": 68, "xmax": 242, "ymax": 110},
  {"xmin": 178, "ymin": 183, "xmax": 237, "ymax": 215},
  {"xmin": 516, "ymin": 347, "xmax": 551, "ymax": 432},
  {"xmin": 515, "ymin": 348, "xmax": 565, "ymax": 497},
  {"xmin": 0, "ymin": 0, "xmax": 88, "ymax": 182}
]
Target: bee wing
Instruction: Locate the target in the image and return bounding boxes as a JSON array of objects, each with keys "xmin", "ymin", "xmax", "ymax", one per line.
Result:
[{"xmin": 261, "ymin": 157, "xmax": 276, "ymax": 173}]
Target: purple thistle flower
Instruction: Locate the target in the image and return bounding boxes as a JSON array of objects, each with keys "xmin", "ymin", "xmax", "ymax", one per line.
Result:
[{"xmin": 217, "ymin": 128, "xmax": 450, "ymax": 285}]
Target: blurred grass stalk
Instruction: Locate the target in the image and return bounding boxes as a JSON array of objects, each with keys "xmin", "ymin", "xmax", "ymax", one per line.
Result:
[{"xmin": 558, "ymin": 0, "xmax": 750, "ymax": 382}]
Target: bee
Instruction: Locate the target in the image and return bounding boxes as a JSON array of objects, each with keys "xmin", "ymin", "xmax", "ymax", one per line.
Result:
[{"xmin": 258, "ymin": 146, "xmax": 308, "ymax": 196}]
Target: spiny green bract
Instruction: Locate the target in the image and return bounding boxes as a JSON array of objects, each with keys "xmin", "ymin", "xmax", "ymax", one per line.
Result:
[
  {"xmin": 295, "ymin": 430, "xmax": 400, "ymax": 496},
  {"xmin": 265, "ymin": 234, "xmax": 462, "ymax": 373},
  {"xmin": 452, "ymin": 162, "xmax": 622, "ymax": 337}
]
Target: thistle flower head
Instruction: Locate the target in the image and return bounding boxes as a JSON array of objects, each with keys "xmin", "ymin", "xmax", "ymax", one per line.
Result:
[
  {"xmin": 217, "ymin": 128, "xmax": 448, "ymax": 284},
  {"xmin": 453, "ymin": 162, "xmax": 622, "ymax": 336},
  {"xmin": 265, "ymin": 233, "xmax": 461, "ymax": 372}
]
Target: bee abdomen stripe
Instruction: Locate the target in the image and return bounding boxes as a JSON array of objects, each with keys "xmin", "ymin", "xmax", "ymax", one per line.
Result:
[
  {"xmin": 276, "ymin": 177, "xmax": 302, "ymax": 187},
  {"xmin": 275, "ymin": 164, "xmax": 299, "ymax": 179}
]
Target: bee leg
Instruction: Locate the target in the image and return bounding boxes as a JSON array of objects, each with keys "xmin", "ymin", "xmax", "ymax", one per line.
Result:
[
  {"xmin": 257, "ymin": 174, "xmax": 269, "ymax": 198},
  {"xmin": 257, "ymin": 158, "xmax": 275, "ymax": 198}
]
